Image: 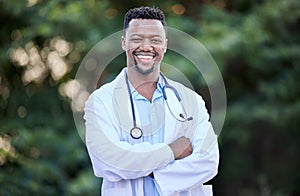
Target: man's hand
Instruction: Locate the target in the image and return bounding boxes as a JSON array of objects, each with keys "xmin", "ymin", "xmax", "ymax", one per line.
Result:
[{"xmin": 168, "ymin": 136, "xmax": 193, "ymax": 160}]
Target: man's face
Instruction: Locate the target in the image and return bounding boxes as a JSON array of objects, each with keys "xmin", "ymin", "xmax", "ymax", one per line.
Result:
[{"xmin": 122, "ymin": 19, "xmax": 167, "ymax": 75}]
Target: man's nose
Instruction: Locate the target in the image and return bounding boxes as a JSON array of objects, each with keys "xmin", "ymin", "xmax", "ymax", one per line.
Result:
[{"xmin": 139, "ymin": 39, "xmax": 153, "ymax": 50}]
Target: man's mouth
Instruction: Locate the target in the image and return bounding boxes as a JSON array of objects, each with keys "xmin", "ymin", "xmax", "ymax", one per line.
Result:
[
  {"xmin": 136, "ymin": 54, "xmax": 155, "ymax": 60},
  {"xmin": 133, "ymin": 51, "xmax": 158, "ymax": 61}
]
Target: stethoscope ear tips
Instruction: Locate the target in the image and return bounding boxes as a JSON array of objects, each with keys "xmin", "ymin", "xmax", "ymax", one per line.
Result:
[
  {"xmin": 179, "ymin": 114, "xmax": 193, "ymax": 121},
  {"xmin": 187, "ymin": 117, "xmax": 193, "ymax": 121}
]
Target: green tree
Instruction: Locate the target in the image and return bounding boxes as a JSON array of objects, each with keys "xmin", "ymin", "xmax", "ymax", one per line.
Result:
[{"xmin": 0, "ymin": 0, "xmax": 299, "ymax": 195}]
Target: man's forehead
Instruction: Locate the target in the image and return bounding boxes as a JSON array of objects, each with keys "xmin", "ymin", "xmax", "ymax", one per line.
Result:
[
  {"xmin": 127, "ymin": 19, "xmax": 164, "ymax": 30},
  {"xmin": 126, "ymin": 19, "xmax": 166, "ymax": 36}
]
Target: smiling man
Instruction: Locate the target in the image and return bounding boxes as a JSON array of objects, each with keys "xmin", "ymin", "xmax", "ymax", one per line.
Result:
[
  {"xmin": 122, "ymin": 12, "xmax": 168, "ymax": 101},
  {"xmin": 84, "ymin": 6, "xmax": 219, "ymax": 196},
  {"xmin": 123, "ymin": 18, "xmax": 166, "ymax": 75}
]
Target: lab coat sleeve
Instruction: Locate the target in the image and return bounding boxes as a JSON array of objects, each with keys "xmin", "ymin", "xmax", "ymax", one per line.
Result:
[
  {"xmin": 84, "ymin": 91, "xmax": 174, "ymax": 182},
  {"xmin": 153, "ymin": 95, "xmax": 219, "ymax": 196}
]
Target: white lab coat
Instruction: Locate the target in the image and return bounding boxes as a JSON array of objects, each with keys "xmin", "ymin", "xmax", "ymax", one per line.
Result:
[{"xmin": 84, "ymin": 69, "xmax": 219, "ymax": 196}]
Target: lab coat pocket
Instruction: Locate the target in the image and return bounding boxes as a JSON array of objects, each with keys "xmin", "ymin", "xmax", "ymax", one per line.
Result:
[{"xmin": 172, "ymin": 121, "xmax": 192, "ymax": 141}]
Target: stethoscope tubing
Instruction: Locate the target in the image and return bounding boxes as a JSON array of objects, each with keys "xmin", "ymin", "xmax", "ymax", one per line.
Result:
[
  {"xmin": 125, "ymin": 70, "xmax": 192, "ymax": 139},
  {"xmin": 125, "ymin": 72, "xmax": 137, "ymax": 128}
]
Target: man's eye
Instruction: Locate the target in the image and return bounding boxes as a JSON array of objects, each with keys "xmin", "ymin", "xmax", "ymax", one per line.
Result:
[
  {"xmin": 131, "ymin": 38, "xmax": 142, "ymax": 43},
  {"xmin": 152, "ymin": 39, "xmax": 162, "ymax": 43}
]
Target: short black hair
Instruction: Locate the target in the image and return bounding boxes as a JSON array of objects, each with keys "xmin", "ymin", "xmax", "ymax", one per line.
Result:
[{"xmin": 123, "ymin": 6, "xmax": 167, "ymax": 34}]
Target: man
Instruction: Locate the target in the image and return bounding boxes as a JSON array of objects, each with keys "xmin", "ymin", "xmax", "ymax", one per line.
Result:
[{"xmin": 84, "ymin": 6, "xmax": 219, "ymax": 196}]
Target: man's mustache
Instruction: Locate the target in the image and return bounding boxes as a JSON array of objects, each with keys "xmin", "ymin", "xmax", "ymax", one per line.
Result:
[{"xmin": 132, "ymin": 49, "xmax": 159, "ymax": 57}]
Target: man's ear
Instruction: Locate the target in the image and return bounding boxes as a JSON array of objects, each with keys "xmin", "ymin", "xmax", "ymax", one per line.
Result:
[{"xmin": 121, "ymin": 36, "xmax": 126, "ymax": 51}]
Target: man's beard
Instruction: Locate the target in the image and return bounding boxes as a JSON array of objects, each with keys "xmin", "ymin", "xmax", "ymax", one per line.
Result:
[
  {"xmin": 131, "ymin": 49, "xmax": 159, "ymax": 75},
  {"xmin": 133, "ymin": 60, "xmax": 156, "ymax": 75}
]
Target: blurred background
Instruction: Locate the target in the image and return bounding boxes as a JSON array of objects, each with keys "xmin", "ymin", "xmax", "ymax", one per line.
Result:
[{"xmin": 1, "ymin": 0, "xmax": 299, "ymax": 195}]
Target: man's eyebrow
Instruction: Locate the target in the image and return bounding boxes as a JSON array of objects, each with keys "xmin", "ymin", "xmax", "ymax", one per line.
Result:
[
  {"xmin": 130, "ymin": 34, "xmax": 163, "ymax": 38},
  {"xmin": 130, "ymin": 34, "xmax": 143, "ymax": 37}
]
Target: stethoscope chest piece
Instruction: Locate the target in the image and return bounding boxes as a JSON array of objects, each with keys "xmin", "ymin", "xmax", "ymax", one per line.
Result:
[{"xmin": 130, "ymin": 127, "xmax": 143, "ymax": 139}]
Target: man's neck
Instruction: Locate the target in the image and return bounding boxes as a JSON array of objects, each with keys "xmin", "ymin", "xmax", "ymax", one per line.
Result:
[{"xmin": 127, "ymin": 69, "xmax": 159, "ymax": 102}]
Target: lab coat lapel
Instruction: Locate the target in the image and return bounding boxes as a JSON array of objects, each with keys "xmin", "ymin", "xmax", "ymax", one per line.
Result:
[
  {"xmin": 163, "ymin": 91, "xmax": 182, "ymax": 144},
  {"xmin": 163, "ymin": 82, "xmax": 192, "ymax": 143},
  {"xmin": 112, "ymin": 70, "xmax": 141, "ymax": 142},
  {"xmin": 112, "ymin": 71, "xmax": 132, "ymax": 136}
]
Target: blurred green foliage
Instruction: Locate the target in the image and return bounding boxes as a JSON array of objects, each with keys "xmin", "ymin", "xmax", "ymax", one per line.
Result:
[{"xmin": 0, "ymin": 0, "xmax": 299, "ymax": 195}]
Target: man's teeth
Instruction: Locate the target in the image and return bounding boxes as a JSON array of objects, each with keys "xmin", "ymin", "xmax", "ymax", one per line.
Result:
[{"xmin": 137, "ymin": 55, "xmax": 153, "ymax": 59}]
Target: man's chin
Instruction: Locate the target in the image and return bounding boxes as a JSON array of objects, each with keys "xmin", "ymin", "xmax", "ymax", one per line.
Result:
[{"xmin": 134, "ymin": 64, "xmax": 155, "ymax": 75}]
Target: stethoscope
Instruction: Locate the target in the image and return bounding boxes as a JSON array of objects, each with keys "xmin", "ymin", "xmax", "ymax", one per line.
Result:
[{"xmin": 125, "ymin": 71, "xmax": 193, "ymax": 139}]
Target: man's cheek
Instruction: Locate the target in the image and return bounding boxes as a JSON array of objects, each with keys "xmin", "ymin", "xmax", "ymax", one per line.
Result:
[
  {"xmin": 156, "ymin": 51, "xmax": 164, "ymax": 61},
  {"xmin": 126, "ymin": 50, "xmax": 134, "ymax": 58}
]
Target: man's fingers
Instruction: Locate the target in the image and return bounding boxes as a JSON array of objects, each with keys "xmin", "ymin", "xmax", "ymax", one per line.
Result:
[{"xmin": 169, "ymin": 136, "xmax": 193, "ymax": 160}]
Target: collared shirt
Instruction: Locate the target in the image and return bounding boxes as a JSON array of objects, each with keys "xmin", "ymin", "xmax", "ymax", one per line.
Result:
[{"xmin": 128, "ymin": 78, "xmax": 165, "ymax": 196}]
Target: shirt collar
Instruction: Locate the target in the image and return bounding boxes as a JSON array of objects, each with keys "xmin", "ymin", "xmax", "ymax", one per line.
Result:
[{"xmin": 126, "ymin": 74, "xmax": 164, "ymax": 101}]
